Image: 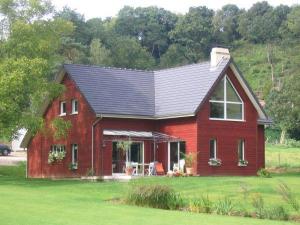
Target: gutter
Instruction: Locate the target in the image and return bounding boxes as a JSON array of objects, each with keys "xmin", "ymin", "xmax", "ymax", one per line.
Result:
[{"xmin": 91, "ymin": 116, "xmax": 102, "ymax": 175}]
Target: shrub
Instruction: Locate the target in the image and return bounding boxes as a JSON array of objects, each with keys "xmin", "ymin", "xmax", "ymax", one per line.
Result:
[
  {"xmin": 277, "ymin": 182, "xmax": 299, "ymax": 211},
  {"xmin": 214, "ymin": 197, "xmax": 235, "ymax": 215},
  {"xmin": 252, "ymin": 194, "xmax": 266, "ymax": 219},
  {"xmin": 126, "ymin": 185, "xmax": 183, "ymax": 210},
  {"xmin": 257, "ymin": 168, "xmax": 271, "ymax": 178},
  {"xmin": 285, "ymin": 139, "xmax": 300, "ymax": 148},
  {"xmin": 189, "ymin": 195, "xmax": 212, "ymax": 213},
  {"xmin": 266, "ymin": 206, "xmax": 289, "ymax": 221}
]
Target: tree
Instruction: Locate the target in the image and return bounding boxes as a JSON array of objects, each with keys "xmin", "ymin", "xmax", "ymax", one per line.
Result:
[
  {"xmin": 0, "ymin": 0, "xmax": 53, "ymax": 39},
  {"xmin": 238, "ymin": 1, "xmax": 280, "ymax": 43},
  {"xmin": 115, "ymin": 6, "xmax": 178, "ymax": 61},
  {"xmin": 108, "ymin": 36, "xmax": 155, "ymax": 69},
  {"xmin": 89, "ymin": 38, "xmax": 111, "ymax": 66},
  {"xmin": 169, "ymin": 6, "xmax": 214, "ymax": 62},
  {"xmin": 286, "ymin": 6, "xmax": 300, "ymax": 38},
  {"xmin": 159, "ymin": 44, "xmax": 188, "ymax": 68},
  {"xmin": 266, "ymin": 74, "xmax": 300, "ymax": 144},
  {"xmin": 213, "ymin": 4, "xmax": 241, "ymax": 44}
]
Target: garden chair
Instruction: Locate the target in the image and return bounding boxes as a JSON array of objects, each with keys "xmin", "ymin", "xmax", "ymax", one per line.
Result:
[{"xmin": 155, "ymin": 162, "xmax": 165, "ymax": 175}]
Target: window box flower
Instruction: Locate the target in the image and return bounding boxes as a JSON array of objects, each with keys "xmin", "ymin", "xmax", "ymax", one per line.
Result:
[
  {"xmin": 238, "ymin": 160, "xmax": 248, "ymax": 167},
  {"xmin": 48, "ymin": 150, "xmax": 66, "ymax": 164},
  {"xmin": 208, "ymin": 158, "xmax": 222, "ymax": 166}
]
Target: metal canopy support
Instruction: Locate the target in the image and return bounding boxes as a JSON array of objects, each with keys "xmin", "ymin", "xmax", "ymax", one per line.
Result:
[{"xmin": 102, "ymin": 129, "xmax": 182, "ymax": 143}]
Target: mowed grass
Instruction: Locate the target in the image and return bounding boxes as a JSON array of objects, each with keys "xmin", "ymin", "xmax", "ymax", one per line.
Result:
[
  {"xmin": 0, "ymin": 144, "xmax": 299, "ymax": 225},
  {"xmin": 266, "ymin": 144, "xmax": 300, "ymax": 168}
]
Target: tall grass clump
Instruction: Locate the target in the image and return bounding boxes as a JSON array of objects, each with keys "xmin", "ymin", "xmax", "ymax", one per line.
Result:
[
  {"xmin": 214, "ymin": 197, "xmax": 235, "ymax": 215},
  {"xmin": 252, "ymin": 194, "xmax": 266, "ymax": 219},
  {"xmin": 266, "ymin": 206, "xmax": 289, "ymax": 221},
  {"xmin": 189, "ymin": 195, "xmax": 212, "ymax": 213},
  {"xmin": 126, "ymin": 185, "xmax": 183, "ymax": 210},
  {"xmin": 278, "ymin": 182, "xmax": 299, "ymax": 211}
]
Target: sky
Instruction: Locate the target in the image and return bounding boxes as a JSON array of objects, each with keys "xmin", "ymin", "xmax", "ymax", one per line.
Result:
[{"xmin": 51, "ymin": 0, "xmax": 299, "ymax": 19}]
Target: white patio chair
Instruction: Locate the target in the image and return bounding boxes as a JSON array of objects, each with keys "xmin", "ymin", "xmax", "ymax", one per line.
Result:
[{"xmin": 131, "ymin": 162, "xmax": 138, "ymax": 176}]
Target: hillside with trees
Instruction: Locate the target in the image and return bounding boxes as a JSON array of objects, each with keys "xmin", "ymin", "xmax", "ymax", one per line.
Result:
[{"xmin": 0, "ymin": 0, "xmax": 299, "ymax": 143}]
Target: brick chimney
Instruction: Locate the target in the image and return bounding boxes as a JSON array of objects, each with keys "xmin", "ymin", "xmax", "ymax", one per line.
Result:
[{"xmin": 210, "ymin": 47, "xmax": 230, "ymax": 67}]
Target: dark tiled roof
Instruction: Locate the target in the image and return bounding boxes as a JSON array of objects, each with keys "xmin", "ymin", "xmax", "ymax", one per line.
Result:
[{"xmin": 63, "ymin": 58, "xmax": 231, "ymax": 117}]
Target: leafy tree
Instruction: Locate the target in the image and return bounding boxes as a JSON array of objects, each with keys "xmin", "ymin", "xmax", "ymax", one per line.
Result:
[
  {"xmin": 213, "ymin": 4, "xmax": 242, "ymax": 44},
  {"xmin": 108, "ymin": 36, "xmax": 155, "ymax": 69},
  {"xmin": 159, "ymin": 44, "xmax": 188, "ymax": 68},
  {"xmin": 0, "ymin": 0, "xmax": 53, "ymax": 38},
  {"xmin": 266, "ymin": 74, "xmax": 300, "ymax": 143},
  {"xmin": 169, "ymin": 6, "xmax": 214, "ymax": 62},
  {"xmin": 286, "ymin": 6, "xmax": 300, "ymax": 38},
  {"xmin": 238, "ymin": 1, "xmax": 280, "ymax": 43},
  {"xmin": 115, "ymin": 6, "xmax": 178, "ymax": 61},
  {"xmin": 89, "ymin": 38, "xmax": 111, "ymax": 66}
]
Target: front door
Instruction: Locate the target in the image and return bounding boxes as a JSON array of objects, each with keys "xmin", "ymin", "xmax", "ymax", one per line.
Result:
[
  {"xmin": 112, "ymin": 142, "xmax": 143, "ymax": 173},
  {"xmin": 168, "ymin": 142, "xmax": 186, "ymax": 171}
]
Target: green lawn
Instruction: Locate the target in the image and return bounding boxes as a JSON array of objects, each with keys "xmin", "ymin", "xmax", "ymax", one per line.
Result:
[
  {"xmin": 0, "ymin": 161, "xmax": 299, "ymax": 225},
  {"xmin": 266, "ymin": 144, "xmax": 300, "ymax": 168}
]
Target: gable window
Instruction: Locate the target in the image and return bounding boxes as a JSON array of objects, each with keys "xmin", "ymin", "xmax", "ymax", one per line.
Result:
[
  {"xmin": 209, "ymin": 139, "xmax": 217, "ymax": 159},
  {"xmin": 51, "ymin": 145, "xmax": 66, "ymax": 153},
  {"xmin": 210, "ymin": 76, "xmax": 244, "ymax": 121},
  {"xmin": 71, "ymin": 144, "xmax": 78, "ymax": 168},
  {"xmin": 60, "ymin": 101, "xmax": 66, "ymax": 116},
  {"xmin": 71, "ymin": 99, "xmax": 78, "ymax": 114}
]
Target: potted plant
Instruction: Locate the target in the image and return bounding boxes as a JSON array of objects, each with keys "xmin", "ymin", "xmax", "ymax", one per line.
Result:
[
  {"xmin": 208, "ymin": 158, "xmax": 222, "ymax": 166},
  {"xmin": 68, "ymin": 162, "xmax": 78, "ymax": 171},
  {"xmin": 238, "ymin": 159, "xmax": 248, "ymax": 167},
  {"xmin": 117, "ymin": 140, "xmax": 133, "ymax": 175},
  {"xmin": 184, "ymin": 152, "xmax": 196, "ymax": 175},
  {"xmin": 48, "ymin": 149, "xmax": 66, "ymax": 164}
]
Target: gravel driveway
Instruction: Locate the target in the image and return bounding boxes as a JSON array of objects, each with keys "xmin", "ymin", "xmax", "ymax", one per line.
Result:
[{"xmin": 0, "ymin": 151, "xmax": 26, "ymax": 166}]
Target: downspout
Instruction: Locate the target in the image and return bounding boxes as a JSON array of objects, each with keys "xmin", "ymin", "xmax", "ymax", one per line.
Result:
[{"xmin": 91, "ymin": 116, "xmax": 102, "ymax": 175}]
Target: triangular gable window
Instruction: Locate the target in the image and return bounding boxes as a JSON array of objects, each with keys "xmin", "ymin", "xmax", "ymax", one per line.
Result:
[{"xmin": 209, "ymin": 75, "xmax": 243, "ymax": 120}]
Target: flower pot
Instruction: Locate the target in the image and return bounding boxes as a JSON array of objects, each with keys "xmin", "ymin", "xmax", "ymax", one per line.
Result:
[
  {"xmin": 186, "ymin": 167, "xmax": 193, "ymax": 175},
  {"xmin": 125, "ymin": 167, "xmax": 133, "ymax": 175}
]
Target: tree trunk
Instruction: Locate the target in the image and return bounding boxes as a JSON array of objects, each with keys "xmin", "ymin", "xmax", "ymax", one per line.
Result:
[{"xmin": 279, "ymin": 129, "xmax": 286, "ymax": 145}]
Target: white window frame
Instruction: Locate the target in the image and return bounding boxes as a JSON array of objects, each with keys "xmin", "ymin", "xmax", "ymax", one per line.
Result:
[
  {"xmin": 51, "ymin": 145, "xmax": 65, "ymax": 153},
  {"xmin": 71, "ymin": 144, "xmax": 78, "ymax": 167},
  {"xmin": 209, "ymin": 139, "xmax": 217, "ymax": 159},
  {"xmin": 60, "ymin": 101, "xmax": 66, "ymax": 116},
  {"xmin": 238, "ymin": 139, "xmax": 245, "ymax": 161},
  {"xmin": 209, "ymin": 75, "xmax": 244, "ymax": 122},
  {"xmin": 71, "ymin": 99, "xmax": 78, "ymax": 114}
]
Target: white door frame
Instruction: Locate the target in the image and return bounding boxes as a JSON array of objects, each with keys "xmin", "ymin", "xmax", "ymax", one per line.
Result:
[{"xmin": 168, "ymin": 141, "xmax": 180, "ymax": 171}]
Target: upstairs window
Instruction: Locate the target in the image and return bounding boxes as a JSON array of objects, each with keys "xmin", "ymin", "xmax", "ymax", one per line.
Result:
[
  {"xmin": 210, "ymin": 76, "xmax": 244, "ymax": 120},
  {"xmin": 71, "ymin": 99, "xmax": 78, "ymax": 114},
  {"xmin": 209, "ymin": 139, "xmax": 217, "ymax": 159},
  {"xmin": 51, "ymin": 145, "xmax": 66, "ymax": 153},
  {"xmin": 60, "ymin": 101, "xmax": 66, "ymax": 116}
]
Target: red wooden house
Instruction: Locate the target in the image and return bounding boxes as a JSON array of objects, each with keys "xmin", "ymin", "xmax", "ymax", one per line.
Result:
[{"xmin": 21, "ymin": 48, "xmax": 271, "ymax": 178}]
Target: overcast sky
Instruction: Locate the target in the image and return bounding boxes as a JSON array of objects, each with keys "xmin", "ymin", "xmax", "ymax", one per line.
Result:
[{"xmin": 51, "ymin": 0, "xmax": 299, "ymax": 19}]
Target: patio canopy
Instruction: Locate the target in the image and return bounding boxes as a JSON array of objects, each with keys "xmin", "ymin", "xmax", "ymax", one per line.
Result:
[{"xmin": 103, "ymin": 129, "xmax": 182, "ymax": 143}]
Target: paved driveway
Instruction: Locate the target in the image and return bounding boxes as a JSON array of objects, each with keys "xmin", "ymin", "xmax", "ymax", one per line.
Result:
[{"xmin": 0, "ymin": 151, "xmax": 26, "ymax": 166}]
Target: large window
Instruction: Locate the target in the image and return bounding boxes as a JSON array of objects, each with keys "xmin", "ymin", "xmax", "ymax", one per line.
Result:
[
  {"xmin": 71, "ymin": 99, "xmax": 78, "ymax": 114},
  {"xmin": 60, "ymin": 101, "xmax": 66, "ymax": 116},
  {"xmin": 71, "ymin": 144, "xmax": 78, "ymax": 166},
  {"xmin": 210, "ymin": 76, "xmax": 243, "ymax": 120},
  {"xmin": 209, "ymin": 139, "xmax": 217, "ymax": 159}
]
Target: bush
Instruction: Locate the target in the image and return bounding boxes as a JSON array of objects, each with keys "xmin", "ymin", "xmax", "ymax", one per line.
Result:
[
  {"xmin": 277, "ymin": 182, "xmax": 299, "ymax": 211},
  {"xmin": 214, "ymin": 197, "xmax": 235, "ymax": 215},
  {"xmin": 189, "ymin": 195, "xmax": 212, "ymax": 213},
  {"xmin": 252, "ymin": 194, "xmax": 266, "ymax": 219},
  {"xmin": 126, "ymin": 185, "xmax": 183, "ymax": 210},
  {"xmin": 266, "ymin": 206, "xmax": 289, "ymax": 221},
  {"xmin": 285, "ymin": 139, "xmax": 300, "ymax": 148},
  {"xmin": 257, "ymin": 168, "xmax": 271, "ymax": 178}
]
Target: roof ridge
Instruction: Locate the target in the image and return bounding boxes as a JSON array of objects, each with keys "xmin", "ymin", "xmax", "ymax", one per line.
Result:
[
  {"xmin": 154, "ymin": 60, "xmax": 210, "ymax": 73},
  {"xmin": 63, "ymin": 63, "xmax": 153, "ymax": 73}
]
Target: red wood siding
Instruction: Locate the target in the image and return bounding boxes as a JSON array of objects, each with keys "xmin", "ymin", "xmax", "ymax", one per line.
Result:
[
  {"xmin": 27, "ymin": 74, "xmax": 97, "ymax": 178},
  {"xmin": 27, "ymin": 66, "xmax": 265, "ymax": 178},
  {"xmin": 196, "ymin": 67, "xmax": 262, "ymax": 175}
]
